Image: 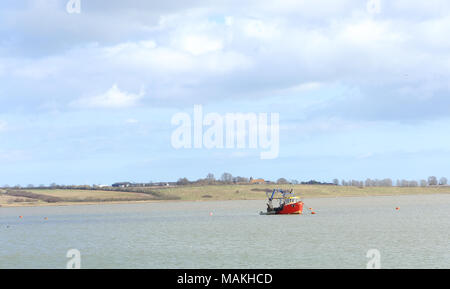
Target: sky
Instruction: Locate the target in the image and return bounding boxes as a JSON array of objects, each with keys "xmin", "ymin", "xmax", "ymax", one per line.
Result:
[{"xmin": 1, "ymin": 0, "xmax": 450, "ymax": 185}]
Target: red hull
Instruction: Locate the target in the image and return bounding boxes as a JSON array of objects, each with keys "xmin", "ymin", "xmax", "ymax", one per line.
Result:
[{"xmin": 277, "ymin": 201, "xmax": 304, "ymax": 214}]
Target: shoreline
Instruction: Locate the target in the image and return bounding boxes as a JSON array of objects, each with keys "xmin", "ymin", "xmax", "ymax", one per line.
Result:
[{"xmin": 1, "ymin": 191, "xmax": 449, "ymax": 209}]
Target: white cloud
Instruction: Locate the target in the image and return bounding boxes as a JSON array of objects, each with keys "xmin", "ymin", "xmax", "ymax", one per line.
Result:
[
  {"xmin": 357, "ymin": 152, "xmax": 375, "ymax": 159},
  {"xmin": 103, "ymin": 40, "xmax": 157, "ymax": 57},
  {"xmin": 180, "ymin": 35, "xmax": 223, "ymax": 55},
  {"xmin": 0, "ymin": 62, "xmax": 4, "ymax": 77},
  {"xmin": 285, "ymin": 82, "xmax": 322, "ymax": 93},
  {"xmin": 0, "ymin": 149, "xmax": 30, "ymax": 162},
  {"xmin": 339, "ymin": 20, "xmax": 399, "ymax": 45},
  {"xmin": 102, "ymin": 38, "xmax": 249, "ymax": 74},
  {"xmin": 2, "ymin": 1, "xmax": 450, "ymax": 121},
  {"xmin": 241, "ymin": 19, "xmax": 279, "ymax": 40},
  {"xmin": 287, "ymin": 118, "xmax": 363, "ymax": 135},
  {"xmin": 71, "ymin": 84, "xmax": 144, "ymax": 109},
  {"xmin": 125, "ymin": 118, "xmax": 139, "ymax": 124},
  {"xmin": 12, "ymin": 57, "xmax": 62, "ymax": 79},
  {"xmin": 0, "ymin": 121, "xmax": 7, "ymax": 131},
  {"xmin": 225, "ymin": 16, "xmax": 234, "ymax": 26}
]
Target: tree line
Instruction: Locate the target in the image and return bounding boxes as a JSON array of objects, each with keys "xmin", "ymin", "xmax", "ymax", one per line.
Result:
[
  {"xmin": 176, "ymin": 173, "xmax": 335, "ymax": 186},
  {"xmin": 2, "ymin": 175, "xmax": 448, "ymax": 189},
  {"xmin": 334, "ymin": 176, "xmax": 448, "ymax": 187}
]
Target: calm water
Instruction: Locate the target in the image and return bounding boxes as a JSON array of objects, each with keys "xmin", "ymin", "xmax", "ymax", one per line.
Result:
[{"xmin": 0, "ymin": 194, "xmax": 449, "ymax": 268}]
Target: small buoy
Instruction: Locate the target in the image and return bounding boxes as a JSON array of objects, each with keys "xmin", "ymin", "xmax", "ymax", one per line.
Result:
[
  {"xmin": 19, "ymin": 216, "xmax": 23, "ymax": 219},
  {"xmin": 209, "ymin": 212, "xmax": 213, "ymax": 216},
  {"xmin": 395, "ymin": 207, "xmax": 400, "ymax": 210},
  {"xmin": 44, "ymin": 217, "xmax": 48, "ymax": 220},
  {"xmin": 311, "ymin": 212, "xmax": 316, "ymax": 215}
]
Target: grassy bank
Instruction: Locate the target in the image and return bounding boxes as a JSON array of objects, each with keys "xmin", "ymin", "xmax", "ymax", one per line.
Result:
[
  {"xmin": 148, "ymin": 184, "xmax": 450, "ymax": 201},
  {"xmin": 0, "ymin": 188, "xmax": 178, "ymax": 207},
  {"xmin": 1, "ymin": 185, "xmax": 449, "ymax": 207}
]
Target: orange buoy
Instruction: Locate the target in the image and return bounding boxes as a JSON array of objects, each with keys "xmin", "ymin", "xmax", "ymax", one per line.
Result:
[
  {"xmin": 395, "ymin": 207, "xmax": 400, "ymax": 210},
  {"xmin": 19, "ymin": 216, "xmax": 23, "ymax": 219},
  {"xmin": 311, "ymin": 212, "xmax": 316, "ymax": 215},
  {"xmin": 44, "ymin": 217, "xmax": 48, "ymax": 220}
]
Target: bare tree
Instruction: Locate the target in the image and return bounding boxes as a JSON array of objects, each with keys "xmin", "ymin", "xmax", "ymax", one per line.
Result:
[
  {"xmin": 351, "ymin": 180, "xmax": 363, "ymax": 187},
  {"xmin": 428, "ymin": 176, "xmax": 438, "ymax": 186},
  {"xmin": 420, "ymin": 180, "xmax": 428, "ymax": 187},
  {"xmin": 276, "ymin": 178, "xmax": 289, "ymax": 184},
  {"xmin": 399, "ymin": 180, "xmax": 419, "ymax": 187},
  {"xmin": 409, "ymin": 180, "xmax": 419, "ymax": 187},
  {"xmin": 221, "ymin": 172, "xmax": 233, "ymax": 183},
  {"xmin": 177, "ymin": 178, "xmax": 190, "ymax": 185},
  {"xmin": 332, "ymin": 179, "xmax": 339, "ymax": 186},
  {"xmin": 383, "ymin": 179, "xmax": 393, "ymax": 187},
  {"xmin": 439, "ymin": 177, "xmax": 448, "ymax": 186},
  {"xmin": 233, "ymin": 176, "xmax": 249, "ymax": 183}
]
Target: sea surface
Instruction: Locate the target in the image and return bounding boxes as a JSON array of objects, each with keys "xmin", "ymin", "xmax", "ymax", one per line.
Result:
[{"xmin": 0, "ymin": 194, "xmax": 449, "ymax": 268}]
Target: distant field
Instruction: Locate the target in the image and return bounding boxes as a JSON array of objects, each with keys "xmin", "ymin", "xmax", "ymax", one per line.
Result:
[
  {"xmin": 1, "ymin": 185, "xmax": 449, "ymax": 207},
  {"xmin": 0, "ymin": 193, "xmax": 41, "ymax": 206},
  {"xmin": 151, "ymin": 184, "xmax": 450, "ymax": 201},
  {"xmin": 0, "ymin": 188, "xmax": 177, "ymax": 207}
]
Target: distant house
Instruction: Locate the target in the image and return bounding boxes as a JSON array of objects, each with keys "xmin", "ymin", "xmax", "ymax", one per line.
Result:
[
  {"xmin": 250, "ymin": 178, "xmax": 265, "ymax": 184},
  {"xmin": 112, "ymin": 182, "xmax": 132, "ymax": 188},
  {"xmin": 154, "ymin": 182, "xmax": 171, "ymax": 187}
]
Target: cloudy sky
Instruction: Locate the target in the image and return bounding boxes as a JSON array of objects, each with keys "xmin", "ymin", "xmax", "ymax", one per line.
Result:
[{"xmin": 1, "ymin": 0, "xmax": 450, "ymax": 185}]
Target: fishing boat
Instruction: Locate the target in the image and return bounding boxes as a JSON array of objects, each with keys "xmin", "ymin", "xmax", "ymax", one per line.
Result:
[{"xmin": 260, "ymin": 189, "xmax": 304, "ymax": 215}]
